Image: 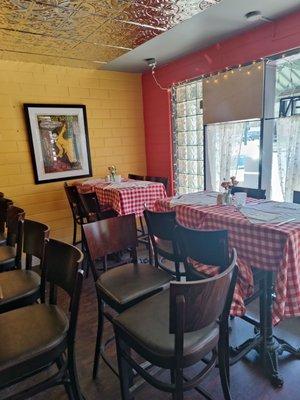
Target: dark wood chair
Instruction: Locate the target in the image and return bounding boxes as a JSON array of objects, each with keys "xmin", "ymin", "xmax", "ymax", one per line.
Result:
[
  {"xmin": 64, "ymin": 182, "xmax": 85, "ymax": 245},
  {"xmin": 82, "ymin": 214, "xmax": 172, "ymax": 379},
  {"xmin": 231, "ymin": 186, "xmax": 266, "ymax": 199},
  {"xmin": 144, "ymin": 209, "xmax": 185, "ymax": 281},
  {"xmin": 79, "ymin": 192, "xmax": 118, "ymax": 222},
  {"xmin": 0, "ymin": 238, "xmax": 84, "ymax": 399},
  {"xmin": 128, "ymin": 173, "xmax": 144, "ymax": 181},
  {"xmin": 0, "ymin": 205, "xmax": 24, "ymax": 271},
  {"xmin": 113, "ymin": 226, "xmax": 237, "ymax": 400},
  {"xmin": 0, "ymin": 219, "xmax": 50, "ymax": 313},
  {"xmin": 293, "ymin": 191, "xmax": 300, "ymax": 204},
  {"xmin": 145, "ymin": 175, "xmax": 168, "ymax": 191},
  {"xmin": 0, "ymin": 197, "xmax": 13, "ymax": 245}
]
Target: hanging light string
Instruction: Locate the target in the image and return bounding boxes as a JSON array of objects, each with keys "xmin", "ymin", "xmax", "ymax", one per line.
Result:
[
  {"xmin": 173, "ymin": 58, "xmax": 265, "ymax": 89},
  {"xmin": 151, "ymin": 64, "xmax": 171, "ymax": 92}
]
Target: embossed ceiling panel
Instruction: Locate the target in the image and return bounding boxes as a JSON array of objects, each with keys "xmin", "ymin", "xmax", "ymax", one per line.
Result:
[{"xmin": 0, "ymin": 0, "xmax": 223, "ymax": 69}]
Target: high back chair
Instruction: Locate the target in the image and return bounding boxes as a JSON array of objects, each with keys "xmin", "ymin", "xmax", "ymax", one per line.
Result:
[
  {"xmin": 64, "ymin": 182, "xmax": 85, "ymax": 245},
  {"xmin": 83, "ymin": 214, "xmax": 172, "ymax": 379},
  {"xmin": 113, "ymin": 228, "xmax": 237, "ymax": 400},
  {"xmin": 145, "ymin": 175, "xmax": 168, "ymax": 191},
  {"xmin": 293, "ymin": 191, "xmax": 300, "ymax": 204},
  {"xmin": 0, "ymin": 205, "xmax": 24, "ymax": 271},
  {"xmin": 231, "ymin": 186, "xmax": 266, "ymax": 199},
  {"xmin": 0, "ymin": 239, "xmax": 84, "ymax": 399},
  {"xmin": 144, "ymin": 209, "xmax": 184, "ymax": 280},
  {"xmin": 79, "ymin": 192, "xmax": 117, "ymax": 222},
  {"xmin": 0, "ymin": 219, "xmax": 50, "ymax": 313},
  {"xmin": 128, "ymin": 173, "xmax": 144, "ymax": 181},
  {"xmin": 0, "ymin": 197, "xmax": 13, "ymax": 245}
]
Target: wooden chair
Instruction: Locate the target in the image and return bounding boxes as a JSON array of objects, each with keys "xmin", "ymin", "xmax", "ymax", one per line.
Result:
[
  {"xmin": 293, "ymin": 191, "xmax": 300, "ymax": 204},
  {"xmin": 145, "ymin": 175, "xmax": 168, "ymax": 191},
  {"xmin": 0, "ymin": 239, "xmax": 84, "ymax": 399},
  {"xmin": 79, "ymin": 192, "xmax": 118, "ymax": 222},
  {"xmin": 82, "ymin": 214, "xmax": 172, "ymax": 379},
  {"xmin": 128, "ymin": 173, "xmax": 144, "ymax": 181},
  {"xmin": 64, "ymin": 182, "xmax": 85, "ymax": 245},
  {"xmin": 0, "ymin": 205, "xmax": 24, "ymax": 271},
  {"xmin": 144, "ymin": 209, "xmax": 185, "ymax": 281},
  {"xmin": 0, "ymin": 220, "xmax": 50, "ymax": 313},
  {"xmin": 231, "ymin": 186, "xmax": 266, "ymax": 199},
  {"xmin": 113, "ymin": 226, "xmax": 237, "ymax": 400},
  {"xmin": 0, "ymin": 197, "xmax": 13, "ymax": 245}
]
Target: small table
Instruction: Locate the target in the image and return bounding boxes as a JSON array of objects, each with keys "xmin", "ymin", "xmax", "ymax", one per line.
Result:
[
  {"xmin": 155, "ymin": 194, "xmax": 300, "ymax": 387},
  {"xmin": 79, "ymin": 179, "xmax": 167, "ymax": 217}
]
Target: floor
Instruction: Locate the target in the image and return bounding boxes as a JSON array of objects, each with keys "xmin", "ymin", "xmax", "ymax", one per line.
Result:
[{"xmin": 2, "ymin": 250, "xmax": 300, "ymax": 400}]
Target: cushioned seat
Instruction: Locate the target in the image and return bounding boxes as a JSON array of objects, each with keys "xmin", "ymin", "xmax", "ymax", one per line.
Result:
[
  {"xmin": 0, "ymin": 303, "xmax": 69, "ymax": 387},
  {"xmin": 114, "ymin": 289, "xmax": 219, "ymax": 368},
  {"xmin": 96, "ymin": 263, "xmax": 171, "ymax": 309},
  {"xmin": 0, "ymin": 270, "xmax": 40, "ymax": 312},
  {"xmin": 0, "ymin": 245, "xmax": 16, "ymax": 266}
]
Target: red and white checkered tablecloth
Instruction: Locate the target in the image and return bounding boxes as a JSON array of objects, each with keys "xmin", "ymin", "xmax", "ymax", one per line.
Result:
[
  {"xmin": 78, "ymin": 180, "xmax": 167, "ymax": 217},
  {"xmin": 154, "ymin": 198, "xmax": 300, "ymax": 325}
]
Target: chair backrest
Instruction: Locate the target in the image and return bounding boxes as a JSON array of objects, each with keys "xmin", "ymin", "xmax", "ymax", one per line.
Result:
[
  {"xmin": 144, "ymin": 209, "xmax": 183, "ymax": 264},
  {"xmin": 169, "ymin": 249, "xmax": 237, "ymax": 334},
  {"xmin": 42, "ymin": 239, "xmax": 84, "ymax": 343},
  {"xmin": 0, "ymin": 197, "xmax": 13, "ymax": 233},
  {"xmin": 175, "ymin": 224, "xmax": 229, "ymax": 278},
  {"xmin": 145, "ymin": 176, "xmax": 168, "ymax": 191},
  {"xmin": 79, "ymin": 192, "xmax": 101, "ymax": 216},
  {"xmin": 293, "ymin": 191, "xmax": 300, "ymax": 204},
  {"xmin": 128, "ymin": 174, "xmax": 144, "ymax": 181},
  {"xmin": 83, "ymin": 214, "xmax": 138, "ymax": 280},
  {"xmin": 23, "ymin": 220, "xmax": 50, "ymax": 269},
  {"xmin": 64, "ymin": 182, "xmax": 84, "ymax": 222},
  {"xmin": 231, "ymin": 186, "xmax": 266, "ymax": 200},
  {"xmin": 6, "ymin": 205, "xmax": 25, "ymax": 246}
]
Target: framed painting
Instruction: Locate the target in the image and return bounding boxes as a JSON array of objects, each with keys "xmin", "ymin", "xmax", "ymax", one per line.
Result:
[{"xmin": 24, "ymin": 104, "xmax": 92, "ymax": 184}]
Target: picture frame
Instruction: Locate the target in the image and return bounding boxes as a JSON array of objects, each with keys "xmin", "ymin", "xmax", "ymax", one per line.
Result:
[{"xmin": 24, "ymin": 104, "xmax": 92, "ymax": 184}]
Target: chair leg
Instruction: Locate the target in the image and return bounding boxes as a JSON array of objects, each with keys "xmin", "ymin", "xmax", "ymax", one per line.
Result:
[
  {"xmin": 68, "ymin": 347, "xmax": 84, "ymax": 400},
  {"xmin": 56, "ymin": 355, "xmax": 75, "ymax": 400},
  {"xmin": 73, "ymin": 220, "xmax": 77, "ymax": 245},
  {"xmin": 115, "ymin": 334, "xmax": 133, "ymax": 400},
  {"xmin": 93, "ymin": 296, "xmax": 104, "ymax": 379},
  {"xmin": 218, "ymin": 343, "xmax": 232, "ymax": 400},
  {"xmin": 171, "ymin": 367, "xmax": 183, "ymax": 400}
]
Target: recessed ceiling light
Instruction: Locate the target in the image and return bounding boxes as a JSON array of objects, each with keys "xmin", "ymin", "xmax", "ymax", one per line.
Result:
[{"xmin": 93, "ymin": 61, "xmax": 107, "ymax": 64}]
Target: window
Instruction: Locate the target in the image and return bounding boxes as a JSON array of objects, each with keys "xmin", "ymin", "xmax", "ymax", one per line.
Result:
[
  {"xmin": 270, "ymin": 54, "xmax": 300, "ymax": 201},
  {"xmin": 172, "ymin": 81, "xmax": 204, "ymax": 194},
  {"xmin": 205, "ymin": 120, "xmax": 261, "ymax": 191}
]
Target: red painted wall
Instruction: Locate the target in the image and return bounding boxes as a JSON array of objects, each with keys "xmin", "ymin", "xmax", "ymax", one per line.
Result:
[{"xmin": 142, "ymin": 10, "xmax": 300, "ymax": 194}]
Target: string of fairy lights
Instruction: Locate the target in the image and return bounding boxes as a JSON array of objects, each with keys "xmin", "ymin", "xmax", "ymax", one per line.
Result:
[{"xmin": 150, "ymin": 58, "xmax": 266, "ymax": 92}]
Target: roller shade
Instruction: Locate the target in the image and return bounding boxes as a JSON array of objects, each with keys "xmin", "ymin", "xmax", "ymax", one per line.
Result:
[{"xmin": 203, "ymin": 62, "xmax": 264, "ymax": 124}]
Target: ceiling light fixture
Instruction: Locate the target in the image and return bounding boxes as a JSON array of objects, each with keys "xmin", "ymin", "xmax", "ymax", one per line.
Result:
[
  {"xmin": 145, "ymin": 58, "xmax": 170, "ymax": 92},
  {"xmin": 244, "ymin": 11, "xmax": 272, "ymax": 23}
]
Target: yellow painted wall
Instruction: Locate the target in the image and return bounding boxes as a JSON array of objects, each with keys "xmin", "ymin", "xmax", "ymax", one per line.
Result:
[{"xmin": 0, "ymin": 60, "xmax": 146, "ymax": 242}]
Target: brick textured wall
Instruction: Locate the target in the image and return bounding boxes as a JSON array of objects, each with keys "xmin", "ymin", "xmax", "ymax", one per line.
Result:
[
  {"xmin": 0, "ymin": 60, "xmax": 146, "ymax": 242},
  {"xmin": 142, "ymin": 10, "xmax": 300, "ymax": 194}
]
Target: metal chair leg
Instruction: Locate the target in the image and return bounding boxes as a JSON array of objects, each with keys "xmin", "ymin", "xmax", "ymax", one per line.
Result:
[
  {"xmin": 93, "ymin": 296, "xmax": 104, "ymax": 379},
  {"xmin": 115, "ymin": 335, "xmax": 134, "ymax": 400}
]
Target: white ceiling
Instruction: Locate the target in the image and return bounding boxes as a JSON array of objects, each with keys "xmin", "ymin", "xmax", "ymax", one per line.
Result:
[{"xmin": 105, "ymin": 0, "xmax": 300, "ymax": 72}]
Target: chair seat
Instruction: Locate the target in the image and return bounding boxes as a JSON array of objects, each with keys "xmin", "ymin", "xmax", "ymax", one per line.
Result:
[
  {"xmin": 0, "ymin": 303, "xmax": 69, "ymax": 387},
  {"xmin": 0, "ymin": 245, "xmax": 15, "ymax": 266},
  {"xmin": 96, "ymin": 263, "xmax": 171, "ymax": 311},
  {"xmin": 0, "ymin": 232, "xmax": 6, "ymax": 245},
  {"xmin": 0, "ymin": 270, "xmax": 40, "ymax": 312},
  {"xmin": 114, "ymin": 290, "xmax": 219, "ymax": 368}
]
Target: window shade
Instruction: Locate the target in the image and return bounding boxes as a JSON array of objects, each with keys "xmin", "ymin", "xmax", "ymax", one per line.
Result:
[{"xmin": 203, "ymin": 62, "xmax": 264, "ymax": 124}]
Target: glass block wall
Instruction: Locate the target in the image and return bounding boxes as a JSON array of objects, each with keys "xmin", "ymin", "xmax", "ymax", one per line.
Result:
[{"xmin": 172, "ymin": 80, "xmax": 204, "ymax": 194}]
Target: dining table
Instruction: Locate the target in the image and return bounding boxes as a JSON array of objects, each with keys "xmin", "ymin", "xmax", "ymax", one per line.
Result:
[
  {"xmin": 154, "ymin": 191, "xmax": 300, "ymax": 387},
  {"xmin": 77, "ymin": 178, "xmax": 167, "ymax": 216}
]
